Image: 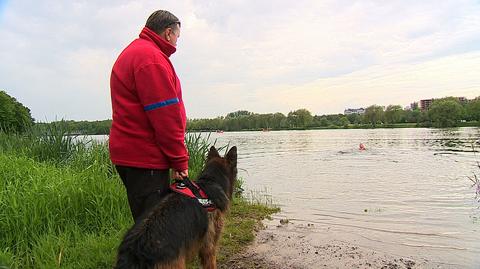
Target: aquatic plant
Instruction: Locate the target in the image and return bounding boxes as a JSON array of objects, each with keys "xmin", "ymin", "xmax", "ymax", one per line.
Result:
[{"xmin": 468, "ymin": 144, "xmax": 480, "ymax": 202}]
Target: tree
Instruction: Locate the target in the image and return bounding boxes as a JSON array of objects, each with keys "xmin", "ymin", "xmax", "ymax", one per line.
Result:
[
  {"xmin": 325, "ymin": 114, "xmax": 343, "ymax": 126},
  {"xmin": 339, "ymin": 116, "xmax": 350, "ymax": 128},
  {"xmin": 428, "ymin": 98, "xmax": 465, "ymax": 127},
  {"xmin": 271, "ymin": 113, "xmax": 287, "ymax": 129},
  {"xmin": 404, "ymin": 109, "xmax": 427, "ymax": 123},
  {"xmin": 346, "ymin": 113, "xmax": 362, "ymax": 124},
  {"xmin": 0, "ymin": 90, "xmax": 35, "ymax": 133},
  {"xmin": 287, "ymin": 109, "xmax": 313, "ymax": 128},
  {"xmin": 225, "ymin": 110, "xmax": 252, "ymax": 119},
  {"xmin": 313, "ymin": 115, "xmax": 330, "ymax": 127},
  {"xmin": 384, "ymin": 105, "xmax": 404, "ymax": 124},
  {"xmin": 319, "ymin": 117, "xmax": 330, "ymax": 127},
  {"xmin": 363, "ymin": 105, "xmax": 384, "ymax": 127},
  {"xmin": 465, "ymin": 98, "xmax": 480, "ymax": 122}
]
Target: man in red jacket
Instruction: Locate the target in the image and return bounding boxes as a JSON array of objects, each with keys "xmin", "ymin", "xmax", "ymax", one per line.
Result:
[{"xmin": 109, "ymin": 10, "xmax": 189, "ymax": 222}]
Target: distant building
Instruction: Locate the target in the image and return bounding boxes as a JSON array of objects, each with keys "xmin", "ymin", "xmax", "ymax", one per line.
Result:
[
  {"xmin": 420, "ymin": 97, "xmax": 467, "ymax": 110},
  {"xmin": 344, "ymin": 108, "xmax": 365, "ymax": 115},
  {"xmin": 420, "ymin": 99, "xmax": 434, "ymax": 110}
]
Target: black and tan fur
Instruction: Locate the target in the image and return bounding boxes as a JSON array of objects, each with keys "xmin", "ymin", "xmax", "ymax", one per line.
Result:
[{"xmin": 115, "ymin": 146, "xmax": 237, "ymax": 269}]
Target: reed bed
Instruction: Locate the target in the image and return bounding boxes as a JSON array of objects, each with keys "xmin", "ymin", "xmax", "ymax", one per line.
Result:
[
  {"xmin": 0, "ymin": 126, "xmax": 277, "ymax": 268},
  {"xmin": 0, "ymin": 123, "xmax": 129, "ymax": 268}
]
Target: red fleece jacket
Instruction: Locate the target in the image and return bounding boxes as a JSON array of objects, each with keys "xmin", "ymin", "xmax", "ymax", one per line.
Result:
[{"xmin": 109, "ymin": 27, "xmax": 189, "ymax": 171}]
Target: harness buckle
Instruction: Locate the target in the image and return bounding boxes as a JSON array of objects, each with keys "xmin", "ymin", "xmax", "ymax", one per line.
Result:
[
  {"xmin": 175, "ymin": 181, "xmax": 187, "ymax": 189},
  {"xmin": 197, "ymin": 198, "xmax": 213, "ymax": 207}
]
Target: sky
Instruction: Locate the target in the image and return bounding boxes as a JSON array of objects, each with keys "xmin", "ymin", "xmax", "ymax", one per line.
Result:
[{"xmin": 0, "ymin": 0, "xmax": 479, "ymax": 121}]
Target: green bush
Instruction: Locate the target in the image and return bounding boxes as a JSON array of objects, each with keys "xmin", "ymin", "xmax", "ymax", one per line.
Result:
[{"xmin": 0, "ymin": 91, "xmax": 34, "ymax": 133}]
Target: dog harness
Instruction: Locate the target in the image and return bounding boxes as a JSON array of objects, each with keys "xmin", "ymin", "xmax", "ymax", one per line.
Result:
[{"xmin": 169, "ymin": 177, "xmax": 216, "ymax": 212}]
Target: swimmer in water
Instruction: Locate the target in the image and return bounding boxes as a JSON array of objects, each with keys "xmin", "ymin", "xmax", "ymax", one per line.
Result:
[{"xmin": 359, "ymin": 143, "xmax": 366, "ymax": 150}]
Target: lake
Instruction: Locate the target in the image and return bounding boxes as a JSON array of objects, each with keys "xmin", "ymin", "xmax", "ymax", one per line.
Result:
[{"xmin": 206, "ymin": 128, "xmax": 480, "ymax": 268}]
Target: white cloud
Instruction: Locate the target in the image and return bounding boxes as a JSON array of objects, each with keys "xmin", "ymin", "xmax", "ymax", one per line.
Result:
[
  {"xmin": 255, "ymin": 52, "xmax": 480, "ymax": 115},
  {"xmin": 0, "ymin": 0, "xmax": 479, "ymax": 120}
]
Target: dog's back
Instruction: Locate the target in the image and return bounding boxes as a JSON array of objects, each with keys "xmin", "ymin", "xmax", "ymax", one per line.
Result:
[
  {"xmin": 115, "ymin": 194, "xmax": 209, "ymax": 269},
  {"xmin": 115, "ymin": 146, "xmax": 237, "ymax": 269}
]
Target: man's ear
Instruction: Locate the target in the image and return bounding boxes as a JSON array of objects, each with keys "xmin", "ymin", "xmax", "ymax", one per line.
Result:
[
  {"xmin": 207, "ymin": 146, "xmax": 220, "ymax": 160},
  {"xmin": 225, "ymin": 146, "xmax": 237, "ymax": 166}
]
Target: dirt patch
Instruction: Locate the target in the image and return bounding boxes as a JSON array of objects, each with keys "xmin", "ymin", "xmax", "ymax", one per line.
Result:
[{"xmin": 221, "ymin": 219, "xmax": 442, "ymax": 269}]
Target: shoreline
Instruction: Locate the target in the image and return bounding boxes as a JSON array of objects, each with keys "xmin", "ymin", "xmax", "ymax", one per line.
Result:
[
  {"xmin": 221, "ymin": 218, "xmax": 456, "ymax": 269},
  {"xmin": 41, "ymin": 122, "xmax": 480, "ymax": 136},
  {"xmin": 189, "ymin": 123, "xmax": 479, "ymax": 133}
]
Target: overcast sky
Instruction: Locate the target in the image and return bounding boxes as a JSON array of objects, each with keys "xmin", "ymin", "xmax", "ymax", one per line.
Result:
[{"xmin": 1, "ymin": 0, "xmax": 479, "ymax": 121}]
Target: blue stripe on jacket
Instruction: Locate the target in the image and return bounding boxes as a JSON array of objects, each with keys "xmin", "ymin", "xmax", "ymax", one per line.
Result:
[{"xmin": 144, "ymin": 98, "xmax": 179, "ymax": 111}]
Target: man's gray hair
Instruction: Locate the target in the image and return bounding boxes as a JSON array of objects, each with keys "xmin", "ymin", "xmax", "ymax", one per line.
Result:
[{"xmin": 145, "ymin": 10, "xmax": 181, "ymax": 34}]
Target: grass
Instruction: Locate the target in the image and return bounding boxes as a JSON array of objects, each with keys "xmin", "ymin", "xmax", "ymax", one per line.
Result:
[
  {"xmin": 219, "ymin": 199, "xmax": 278, "ymax": 261},
  {"xmin": 0, "ymin": 127, "xmax": 278, "ymax": 268},
  {"xmin": 0, "ymin": 154, "xmax": 130, "ymax": 268}
]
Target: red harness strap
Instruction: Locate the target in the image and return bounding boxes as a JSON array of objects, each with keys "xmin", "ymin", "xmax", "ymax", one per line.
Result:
[{"xmin": 169, "ymin": 179, "xmax": 216, "ymax": 212}]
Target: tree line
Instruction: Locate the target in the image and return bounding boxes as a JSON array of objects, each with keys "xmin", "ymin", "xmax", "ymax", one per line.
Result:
[
  {"xmin": 35, "ymin": 120, "xmax": 112, "ymax": 135},
  {"xmin": 1, "ymin": 89, "xmax": 479, "ymax": 135},
  {"xmin": 188, "ymin": 97, "xmax": 480, "ymax": 131}
]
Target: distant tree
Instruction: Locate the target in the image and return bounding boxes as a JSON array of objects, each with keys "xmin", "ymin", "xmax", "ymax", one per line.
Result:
[
  {"xmin": 319, "ymin": 117, "xmax": 330, "ymax": 127},
  {"xmin": 384, "ymin": 105, "xmax": 404, "ymax": 124},
  {"xmin": 312, "ymin": 115, "xmax": 328, "ymax": 127},
  {"xmin": 339, "ymin": 116, "xmax": 350, "ymax": 128},
  {"xmin": 410, "ymin": 102, "xmax": 419, "ymax": 110},
  {"xmin": 287, "ymin": 109, "xmax": 313, "ymax": 128},
  {"xmin": 226, "ymin": 110, "xmax": 252, "ymax": 119},
  {"xmin": 428, "ymin": 98, "xmax": 465, "ymax": 127},
  {"xmin": 271, "ymin": 113, "xmax": 287, "ymax": 129},
  {"xmin": 345, "ymin": 113, "xmax": 362, "ymax": 124},
  {"xmin": 404, "ymin": 109, "xmax": 426, "ymax": 124},
  {"xmin": 363, "ymin": 105, "xmax": 384, "ymax": 127},
  {"xmin": 0, "ymin": 90, "xmax": 35, "ymax": 133},
  {"xmin": 465, "ymin": 98, "xmax": 480, "ymax": 122},
  {"xmin": 325, "ymin": 114, "xmax": 343, "ymax": 126},
  {"xmin": 230, "ymin": 118, "xmax": 240, "ymax": 130}
]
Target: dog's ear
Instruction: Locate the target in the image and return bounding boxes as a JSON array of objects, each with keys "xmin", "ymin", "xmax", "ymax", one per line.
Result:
[
  {"xmin": 207, "ymin": 146, "xmax": 220, "ymax": 160},
  {"xmin": 225, "ymin": 146, "xmax": 237, "ymax": 167}
]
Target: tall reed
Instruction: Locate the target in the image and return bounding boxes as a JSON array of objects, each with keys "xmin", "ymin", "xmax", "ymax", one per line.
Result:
[
  {"xmin": 185, "ymin": 132, "xmax": 213, "ymax": 179},
  {"xmin": 0, "ymin": 153, "xmax": 130, "ymax": 268},
  {"xmin": 0, "ymin": 130, "xmax": 219, "ymax": 268},
  {"xmin": 0, "ymin": 120, "xmax": 85, "ymax": 165}
]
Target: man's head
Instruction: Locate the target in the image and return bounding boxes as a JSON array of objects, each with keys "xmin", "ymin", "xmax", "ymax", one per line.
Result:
[{"xmin": 146, "ymin": 10, "xmax": 181, "ymax": 47}]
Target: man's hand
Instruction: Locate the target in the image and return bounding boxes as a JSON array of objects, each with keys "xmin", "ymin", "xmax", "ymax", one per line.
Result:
[{"xmin": 173, "ymin": 169, "xmax": 188, "ymax": 180}]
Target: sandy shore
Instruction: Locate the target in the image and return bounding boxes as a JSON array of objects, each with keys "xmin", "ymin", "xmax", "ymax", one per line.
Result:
[{"xmin": 221, "ymin": 219, "xmax": 447, "ymax": 269}]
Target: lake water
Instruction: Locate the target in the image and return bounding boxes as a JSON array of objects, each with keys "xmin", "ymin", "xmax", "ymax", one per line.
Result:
[
  {"xmin": 93, "ymin": 128, "xmax": 480, "ymax": 267},
  {"xmin": 205, "ymin": 128, "xmax": 480, "ymax": 268}
]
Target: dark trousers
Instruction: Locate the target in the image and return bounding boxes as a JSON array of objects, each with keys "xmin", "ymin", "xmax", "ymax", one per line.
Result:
[{"xmin": 115, "ymin": 166, "xmax": 170, "ymax": 223}]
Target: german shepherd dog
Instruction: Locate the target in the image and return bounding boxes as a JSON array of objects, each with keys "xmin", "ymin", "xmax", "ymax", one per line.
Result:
[{"xmin": 115, "ymin": 146, "xmax": 237, "ymax": 269}]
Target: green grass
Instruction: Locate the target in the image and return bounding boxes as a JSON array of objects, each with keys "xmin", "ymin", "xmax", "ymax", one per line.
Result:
[
  {"xmin": 0, "ymin": 154, "xmax": 130, "ymax": 268},
  {"xmin": 0, "ymin": 129, "xmax": 278, "ymax": 268},
  {"xmin": 219, "ymin": 199, "xmax": 279, "ymax": 261}
]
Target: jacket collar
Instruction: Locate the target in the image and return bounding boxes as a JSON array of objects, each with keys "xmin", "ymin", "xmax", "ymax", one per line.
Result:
[{"xmin": 139, "ymin": 27, "xmax": 176, "ymax": 57}]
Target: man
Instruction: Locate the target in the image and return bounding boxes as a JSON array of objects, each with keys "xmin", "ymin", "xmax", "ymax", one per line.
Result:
[{"xmin": 109, "ymin": 10, "xmax": 188, "ymax": 222}]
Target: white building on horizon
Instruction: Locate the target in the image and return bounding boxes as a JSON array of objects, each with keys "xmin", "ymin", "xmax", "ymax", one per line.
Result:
[{"xmin": 344, "ymin": 108, "xmax": 365, "ymax": 115}]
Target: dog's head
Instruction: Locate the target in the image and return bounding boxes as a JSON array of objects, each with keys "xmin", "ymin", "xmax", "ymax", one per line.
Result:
[{"xmin": 205, "ymin": 145, "xmax": 237, "ymax": 199}]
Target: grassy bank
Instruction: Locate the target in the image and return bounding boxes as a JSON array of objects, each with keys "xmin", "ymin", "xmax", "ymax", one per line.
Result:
[{"xmin": 0, "ymin": 126, "xmax": 278, "ymax": 268}]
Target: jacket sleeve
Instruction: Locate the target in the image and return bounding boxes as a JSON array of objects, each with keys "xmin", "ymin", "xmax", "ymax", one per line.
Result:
[{"xmin": 134, "ymin": 63, "xmax": 189, "ymax": 171}]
